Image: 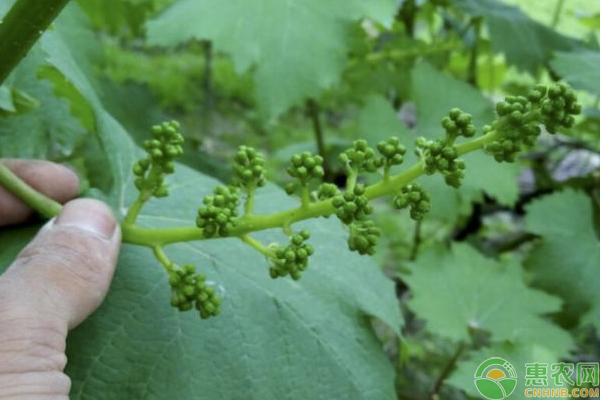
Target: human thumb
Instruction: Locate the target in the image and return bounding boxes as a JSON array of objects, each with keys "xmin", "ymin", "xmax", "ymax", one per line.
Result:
[
  {"xmin": 0, "ymin": 199, "xmax": 120, "ymax": 399},
  {"xmin": 0, "ymin": 198, "xmax": 121, "ymax": 329}
]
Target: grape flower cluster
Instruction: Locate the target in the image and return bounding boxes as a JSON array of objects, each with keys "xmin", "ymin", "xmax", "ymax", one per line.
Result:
[
  {"xmin": 269, "ymin": 231, "xmax": 314, "ymax": 280},
  {"xmin": 415, "ymin": 109, "xmax": 476, "ymax": 188},
  {"xmin": 196, "ymin": 185, "xmax": 239, "ymax": 237},
  {"xmin": 332, "ymin": 185, "xmax": 373, "ymax": 225},
  {"xmin": 377, "ymin": 137, "xmax": 407, "ymax": 172},
  {"xmin": 133, "ymin": 120, "xmax": 184, "ymax": 198},
  {"xmin": 485, "ymin": 83, "xmax": 582, "ymax": 162},
  {"xmin": 348, "ymin": 221, "xmax": 381, "ymax": 255},
  {"xmin": 168, "ymin": 264, "xmax": 221, "ymax": 319},
  {"xmin": 232, "ymin": 145, "xmax": 266, "ymax": 189},
  {"xmin": 416, "ymin": 138, "xmax": 466, "ymax": 188},
  {"xmin": 339, "ymin": 139, "xmax": 383, "ymax": 173},
  {"xmin": 393, "ymin": 183, "xmax": 431, "ymax": 221},
  {"xmin": 124, "ymin": 83, "xmax": 580, "ymax": 319},
  {"xmin": 285, "ymin": 152, "xmax": 325, "ymax": 195}
]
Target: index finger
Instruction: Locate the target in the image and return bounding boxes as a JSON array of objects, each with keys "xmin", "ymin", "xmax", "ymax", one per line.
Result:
[{"xmin": 0, "ymin": 159, "xmax": 79, "ymax": 227}]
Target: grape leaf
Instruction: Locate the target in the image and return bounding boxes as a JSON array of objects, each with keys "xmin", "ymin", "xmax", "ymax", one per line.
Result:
[
  {"xmin": 358, "ymin": 94, "xmax": 411, "ymax": 144},
  {"xmin": 0, "ymin": 46, "xmax": 87, "ymax": 160},
  {"xmin": 402, "ymin": 243, "xmax": 573, "ymax": 352},
  {"xmin": 449, "ymin": 341, "xmax": 572, "ymax": 399},
  {"xmin": 411, "ymin": 61, "xmax": 520, "ymax": 207},
  {"xmin": 551, "ymin": 50, "xmax": 600, "ymax": 96},
  {"xmin": 525, "ymin": 189, "xmax": 600, "ymax": 332},
  {"xmin": 146, "ymin": 0, "xmax": 397, "ymax": 119},
  {"xmin": 37, "ymin": 9, "xmax": 136, "ymax": 206},
  {"xmin": 75, "ymin": 0, "xmax": 158, "ymax": 37},
  {"xmin": 0, "ymin": 164, "xmax": 402, "ymax": 400},
  {"xmin": 450, "ymin": 0, "xmax": 583, "ymax": 73}
]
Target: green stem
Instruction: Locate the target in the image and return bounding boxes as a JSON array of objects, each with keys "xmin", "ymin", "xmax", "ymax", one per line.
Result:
[
  {"xmin": 346, "ymin": 171, "xmax": 358, "ymax": 191},
  {"xmin": 120, "ymin": 129, "xmax": 500, "ymax": 247},
  {"xmin": 409, "ymin": 219, "xmax": 422, "ymax": 261},
  {"xmin": 428, "ymin": 342, "xmax": 466, "ymax": 400},
  {"xmin": 0, "ymin": 162, "xmax": 62, "ymax": 218},
  {"xmin": 300, "ymin": 186, "xmax": 310, "ymax": 209},
  {"xmin": 397, "ymin": 0, "xmax": 417, "ymax": 38},
  {"xmin": 282, "ymin": 221, "xmax": 294, "ymax": 236},
  {"xmin": 467, "ymin": 18, "xmax": 482, "ymax": 87},
  {"xmin": 240, "ymin": 235, "xmax": 272, "ymax": 258},
  {"xmin": 307, "ymin": 99, "xmax": 330, "ymax": 179},
  {"xmin": 152, "ymin": 245, "xmax": 172, "ymax": 271},
  {"xmin": 551, "ymin": 0, "xmax": 566, "ymax": 28},
  {"xmin": 244, "ymin": 186, "xmax": 256, "ymax": 215},
  {"xmin": 2, "ymin": 128, "xmax": 500, "ymax": 248},
  {"xmin": 0, "ymin": 0, "xmax": 71, "ymax": 86},
  {"xmin": 123, "ymin": 165, "xmax": 159, "ymax": 224},
  {"xmin": 383, "ymin": 166, "xmax": 391, "ymax": 183},
  {"xmin": 124, "ymin": 197, "xmax": 146, "ymax": 225}
]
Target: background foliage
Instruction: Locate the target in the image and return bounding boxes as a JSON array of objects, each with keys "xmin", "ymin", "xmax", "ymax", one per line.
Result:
[{"xmin": 0, "ymin": 0, "xmax": 599, "ymax": 399}]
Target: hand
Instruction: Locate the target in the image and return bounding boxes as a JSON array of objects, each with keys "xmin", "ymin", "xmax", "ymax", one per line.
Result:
[{"xmin": 0, "ymin": 160, "xmax": 121, "ymax": 400}]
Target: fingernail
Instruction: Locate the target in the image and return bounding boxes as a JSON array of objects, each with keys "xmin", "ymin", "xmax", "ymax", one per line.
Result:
[{"xmin": 55, "ymin": 199, "xmax": 117, "ymax": 240}]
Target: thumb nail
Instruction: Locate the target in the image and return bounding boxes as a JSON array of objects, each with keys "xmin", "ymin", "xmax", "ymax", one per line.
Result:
[{"xmin": 55, "ymin": 199, "xmax": 117, "ymax": 240}]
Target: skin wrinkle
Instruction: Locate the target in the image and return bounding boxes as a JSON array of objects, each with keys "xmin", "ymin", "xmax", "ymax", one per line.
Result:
[
  {"xmin": 0, "ymin": 299, "xmax": 68, "ymax": 373},
  {"xmin": 0, "ymin": 371, "xmax": 71, "ymax": 398},
  {"xmin": 8, "ymin": 224, "xmax": 120, "ymax": 328},
  {"xmin": 0, "ymin": 306, "xmax": 70, "ymax": 399}
]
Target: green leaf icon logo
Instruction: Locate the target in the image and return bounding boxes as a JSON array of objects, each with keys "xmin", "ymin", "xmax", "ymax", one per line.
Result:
[{"xmin": 474, "ymin": 357, "xmax": 518, "ymax": 399}]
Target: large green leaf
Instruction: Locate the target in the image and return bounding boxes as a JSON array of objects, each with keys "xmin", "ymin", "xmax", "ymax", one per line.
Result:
[
  {"xmin": 2, "ymin": 3, "xmax": 402, "ymax": 397},
  {"xmin": 37, "ymin": 9, "xmax": 136, "ymax": 204},
  {"xmin": 146, "ymin": 0, "xmax": 397, "ymax": 119},
  {"xmin": 411, "ymin": 61, "xmax": 520, "ymax": 209},
  {"xmin": 450, "ymin": 0, "xmax": 582, "ymax": 73},
  {"xmin": 0, "ymin": 165, "xmax": 402, "ymax": 399},
  {"xmin": 402, "ymin": 243, "xmax": 573, "ymax": 353},
  {"xmin": 525, "ymin": 189, "xmax": 600, "ymax": 331},
  {"xmin": 551, "ymin": 50, "xmax": 600, "ymax": 96}
]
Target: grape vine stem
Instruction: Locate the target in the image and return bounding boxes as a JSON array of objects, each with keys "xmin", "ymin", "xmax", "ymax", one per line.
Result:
[
  {"xmin": 0, "ymin": 129, "xmax": 500, "ymax": 247},
  {"xmin": 120, "ymin": 129, "xmax": 500, "ymax": 246}
]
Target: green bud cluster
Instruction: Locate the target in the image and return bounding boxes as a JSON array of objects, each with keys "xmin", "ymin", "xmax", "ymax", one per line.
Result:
[
  {"xmin": 393, "ymin": 183, "xmax": 431, "ymax": 220},
  {"xmin": 133, "ymin": 120, "xmax": 184, "ymax": 197},
  {"xmin": 416, "ymin": 138, "xmax": 465, "ymax": 188},
  {"xmin": 269, "ymin": 231, "xmax": 314, "ymax": 280},
  {"xmin": 377, "ymin": 137, "xmax": 407, "ymax": 169},
  {"xmin": 348, "ymin": 220, "xmax": 380, "ymax": 255},
  {"xmin": 196, "ymin": 185, "xmax": 240, "ymax": 237},
  {"xmin": 168, "ymin": 264, "xmax": 221, "ymax": 319},
  {"xmin": 119, "ymin": 84, "xmax": 581, "ymax": 321},
  {"xmin": 316, "ymin": 183, "xmax": 339, "ymax": 200},
  {"xmin": 538, "ymin": 83, "xmax": 581, "ymax": 133},
  {"xmin": 340, "ymin": 140, "xmax": 383, "ymax": 173},
  {"xmin": 442, "ymin": 108, "xmax": 476, "ymax": 139},
  {"xmin": 232, "ymin": 146, "xmax": 266, "ymax": 189},
  {"xmin": 332, "ymin": 185, "xmax": 373, "ymax": 225},
  {"xmin": 485, "ymin": 83, "xmax": 582, "ymax": 162},
  {"xmin": 285, "ymin": 152, "xmax": 325, "ymax": 195}
]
